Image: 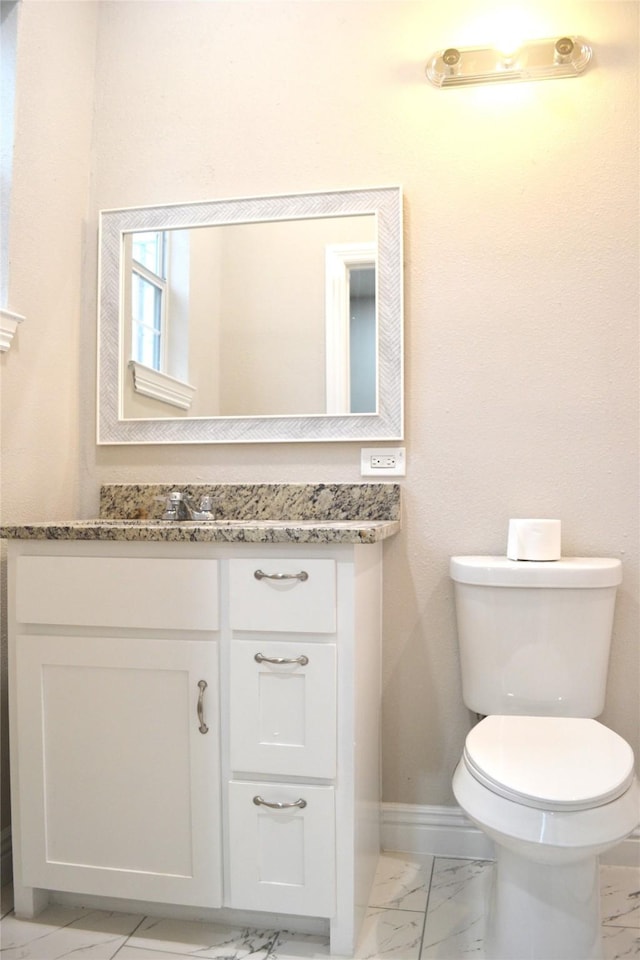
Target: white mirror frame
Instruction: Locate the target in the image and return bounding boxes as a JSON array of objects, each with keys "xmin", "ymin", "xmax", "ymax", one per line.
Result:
[{"xmin": 97, "ymin": 186, "xmax": 403, "ymax": 444}]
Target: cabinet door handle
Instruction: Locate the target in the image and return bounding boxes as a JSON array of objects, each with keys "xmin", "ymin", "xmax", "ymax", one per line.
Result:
[
  {"xmin": 254, "ymin": 653, "xmax": 309, "ymax": 666},
  {"xmin": 253, "ymin": 795, "xmax": 307, "ymax": 810},
  {"xmin": 197, "ymin": 679, "xmax": 209, "ymax": 734},
  {"xmin": 254, "ymin": 568, "xmax": 309, "ymax": 582}
]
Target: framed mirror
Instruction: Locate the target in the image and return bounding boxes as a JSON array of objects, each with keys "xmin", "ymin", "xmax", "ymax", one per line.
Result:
[{"xmin": 97, "ymin": 186, "xmax": 403, "ymax": 444}]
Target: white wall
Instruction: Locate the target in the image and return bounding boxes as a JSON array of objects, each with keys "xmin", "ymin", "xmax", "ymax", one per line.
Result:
[
  {"xmin": 0, "ymin": 0, "xmax": 98, "ymax": 834},
  {"xmin": 2, "ymin": 1, "xmax": 638, "ymax": 814}
]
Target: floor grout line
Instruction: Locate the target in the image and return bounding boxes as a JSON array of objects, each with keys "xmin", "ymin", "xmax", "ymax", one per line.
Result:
[
  {"xmin": 417, "ymin": 855, "xmax": 436, "ymax": 958},
  {"xmin": 116, "ymin": 913, "xmax": 148, "ymax": 957}
]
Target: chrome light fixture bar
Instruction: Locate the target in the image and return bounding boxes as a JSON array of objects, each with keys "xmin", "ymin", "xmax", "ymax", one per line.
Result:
[{"xmin": 426, "ymin": 36, "xmax": 592, "ymax": 87}]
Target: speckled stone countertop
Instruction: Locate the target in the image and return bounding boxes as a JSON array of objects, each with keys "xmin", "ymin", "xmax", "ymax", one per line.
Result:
[{"xmin": 0, "ymin": 483, "xmax": 401, "ymax": 545}]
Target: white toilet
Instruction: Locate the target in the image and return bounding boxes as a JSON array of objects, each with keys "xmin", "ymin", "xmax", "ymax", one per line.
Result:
[{"xmin": 450, "ymin": 555, "xmax": 639, "ymax": 960}]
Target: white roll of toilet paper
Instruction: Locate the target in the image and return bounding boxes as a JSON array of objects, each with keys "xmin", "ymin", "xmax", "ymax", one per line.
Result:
[{"xmin": 506, "ymin": 518, "xmax": 561, "ymax": 561}]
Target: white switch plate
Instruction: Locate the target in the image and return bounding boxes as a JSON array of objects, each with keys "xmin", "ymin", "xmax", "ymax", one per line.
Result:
[{"xmin": 360, "ymin": 447, "xmax": 406, "ymax": 477}]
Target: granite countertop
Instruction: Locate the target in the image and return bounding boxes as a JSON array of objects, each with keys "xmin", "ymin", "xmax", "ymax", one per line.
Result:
[
  {"xmin": 0, "ymin": 483, "xmax": 401, "ymax": 545},
  {"xmin": 0, "ymin": 518, "xmax": 400, "ymax": 544}
]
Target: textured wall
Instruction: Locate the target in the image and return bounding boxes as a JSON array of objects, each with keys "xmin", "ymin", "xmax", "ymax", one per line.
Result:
[{"xmin": 2, "ymin": 1, "xmax": 638, "ymax": 817}]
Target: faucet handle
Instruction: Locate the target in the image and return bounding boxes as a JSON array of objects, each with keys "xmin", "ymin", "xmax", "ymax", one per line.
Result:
[
  {"xmin": 154, "ymin": 491, "xmax": 184, "ymax": 502},
  {"xmin": 154, "ymin": 491, "xmax": 183, "ymax": 520},
  {"xmin": 193, "ymin": 495, "xmax": 215, "ymax": 521}
]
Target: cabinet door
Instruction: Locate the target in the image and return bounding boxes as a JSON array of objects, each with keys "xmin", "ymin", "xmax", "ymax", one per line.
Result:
[
  {"xmin": 15, "ymin": 635, "xmax": 222, "ymax": 908},
  {"xmin": 228, "ymin": 780, "xmax": 335, "ymax": 917},
  {"xmin": 230, "ymin": 641, "xmax": 336, "ymax": 778}
]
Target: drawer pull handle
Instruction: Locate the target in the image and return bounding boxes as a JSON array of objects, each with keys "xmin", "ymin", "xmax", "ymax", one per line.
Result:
[
  {"xmin": 197, "ymin": 679, "xmax": 209, "ymax": 734},
  {"xmin": 254, "ymin": 653, "xmax": 309, "ymax": 666},
  {"xmin": 254, "ymin": 569, "xmax": 309, "ymax": 582},
  {"xmin": 253, "ymin": 795, "xmax": 307, "ymax": 810}
]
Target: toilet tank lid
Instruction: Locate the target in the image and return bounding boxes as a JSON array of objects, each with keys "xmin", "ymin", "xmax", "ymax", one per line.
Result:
[{"xmin": 450, "ymin": 556, "xmax": 622, "ymax": 588}]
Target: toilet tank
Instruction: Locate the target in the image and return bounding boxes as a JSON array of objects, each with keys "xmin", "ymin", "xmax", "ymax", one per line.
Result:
[{"xmin": 450, "ymin": 557, "xmax": 622, "ymax": 718}]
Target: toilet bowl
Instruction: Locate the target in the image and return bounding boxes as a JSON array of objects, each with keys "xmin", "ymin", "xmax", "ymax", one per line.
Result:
[
  {"xmin": 449, "ymin": 554, "xmax": 639, "ymax": 959},
  {"xmin": 453, "ymin": 715, "xmax": 640, "ymax": 960}
]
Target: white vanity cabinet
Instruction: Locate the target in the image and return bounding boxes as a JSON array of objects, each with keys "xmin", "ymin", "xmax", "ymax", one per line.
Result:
[
  {"xmin": 227, "ymin": 557, "xmax": 338, "ymax": 917},
  {"xmin": 7, "ymin": 537, "xmax": 384, "ymax": 956},
  {"xmin": 9, "ymin": 551, "xmax": 222, "ymax": 910}
]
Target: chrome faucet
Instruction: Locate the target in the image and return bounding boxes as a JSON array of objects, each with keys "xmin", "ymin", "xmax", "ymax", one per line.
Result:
[{"xmin": 158, "ymin": 491, "xmax": 216, "ymax": 521}]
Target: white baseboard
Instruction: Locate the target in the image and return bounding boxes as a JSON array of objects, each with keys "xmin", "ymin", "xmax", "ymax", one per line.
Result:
[
  {"xmin": 382, "ymin": 802, "xmax": 495, "ymax": 860},
  {"xmin": 600, "ymin": 833, "xmax": 640, "ymax": 868},
  {"xmin": 381, "ymin": 802, "xmax": 640, "ymax": 868}
]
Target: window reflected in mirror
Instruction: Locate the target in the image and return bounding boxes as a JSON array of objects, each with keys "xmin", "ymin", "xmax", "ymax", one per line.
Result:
[{"xmin": 130, "ymin": 231, "xmax": 167, "ymax": 371}]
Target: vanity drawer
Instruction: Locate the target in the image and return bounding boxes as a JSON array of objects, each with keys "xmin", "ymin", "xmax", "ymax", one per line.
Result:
[
  {"xmin": 230, "ymin": 640, "xmax": 336, "ymax": 778},
  {"xmin": 227, "ymin": 779, "xmax": 335, "ymax": 917},
  {"xmin": 15, "ymin": 556, "xmax": 219, "ymax": 631},
  {"xmin": 228, "ymin": 558, "xmax": 335, "ymax": 633}
]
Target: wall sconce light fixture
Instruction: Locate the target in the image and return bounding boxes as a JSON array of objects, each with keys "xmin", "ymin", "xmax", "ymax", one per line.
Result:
[{"xmin": 426, "ymin": 36, "xmax": 592, "ymax": 88}]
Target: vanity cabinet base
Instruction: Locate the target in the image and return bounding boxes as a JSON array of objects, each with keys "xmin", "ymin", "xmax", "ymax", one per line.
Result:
[{"xmin": 7, "ymin": 539, "xmax": 384, "ymax": 956}]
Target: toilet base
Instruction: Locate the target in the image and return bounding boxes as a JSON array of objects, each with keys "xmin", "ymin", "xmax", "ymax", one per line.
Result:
[
  {"xmin": 485, "ymin": 845, "xmax": 602, "ymax": 960},
  {"xmin": 452, "ymin": 754, "xmax": 639, "ymax": 958}
]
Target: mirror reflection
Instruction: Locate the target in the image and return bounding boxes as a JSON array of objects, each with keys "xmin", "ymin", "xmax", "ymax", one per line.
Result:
[
  {"xmin": 97, "ymin": 187, "xmax": 403, "ymax": 444},
  {"xmin": 122, "ymin": 215, "xmax": 376, "ymax": 419}
]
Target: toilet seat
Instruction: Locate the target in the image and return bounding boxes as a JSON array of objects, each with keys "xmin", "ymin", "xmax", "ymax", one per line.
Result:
[{"xmin": 464, "ymin": 716, "xmax": 635, "ymax": 812}]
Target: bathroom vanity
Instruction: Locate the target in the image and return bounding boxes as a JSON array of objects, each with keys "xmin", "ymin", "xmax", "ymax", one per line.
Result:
[{"xmin": 2, "ymin": 483, "xmax": 400, "ymax": 956}]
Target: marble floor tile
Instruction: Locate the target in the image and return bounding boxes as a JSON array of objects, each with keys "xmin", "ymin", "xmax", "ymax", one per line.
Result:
[
  {"xmin": 117, "ymin": 949, "xmax": 208, "ymax": 960},
  {"xmin": 368, "ymin": 851, "xmax": 434, "ymax": 913},
  {"xmin": 125, "ymin": 915, "xmax": 284, "ymax": 958},
  {"xmin": 355, "ymin": 907, "xmax": 425, "ymax": 960},
  {"xmin": 0, "ymin": 904, "xmax": 144, "ymax": 960},
  {"xmin": 1, "ymin": 858, "xmax": 638, "ymax": 960},
  {"xmin": 123, "ymin": 918, "xmax": 333, "ymax": 960},
  {"xmin": 420, "ymin": 859, "xmax": 490, "ymax": 959},
  {"xmin": 601, "ymin": 865, "xmax": 640, "ymax": 929},
  {"xmin": 264, "ymin": 929, "xmax": 331, "ymax": 959},
  {"xmin": 602, "ymin": 923, "xmax": 640, "ymax": 960}
]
